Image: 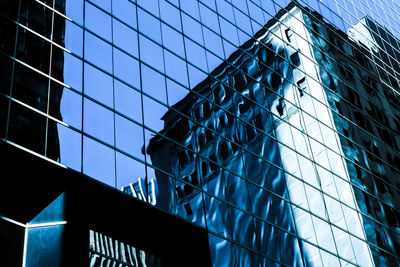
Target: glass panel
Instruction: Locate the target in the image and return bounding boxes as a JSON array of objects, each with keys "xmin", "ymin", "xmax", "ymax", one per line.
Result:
[
  {"xmin": 84, "ymin": 31, "xmax": 112, "ymax": 73},
  {"xmin": 112, "ymin": 0, "xmax": 137, "ymax": 29},
  {"xmin": 83, "ymin": 98, "xmax": 114, "ymax": 145},
  {"xmin": 113, "ymin": 49, "xmax": 140, "ymax": 88},
  {"xmin": 85, "ymin": 2, "xmax": 112, "ymax": 41},
  {"xmin": 83, "ymin": 136, "xmax": 115, "ymax": 186},
  {"xmin": 57, "ymin": 123, "xmax": 82, "ymax": 171},
  {"xmin": 113, "ymin": 19, "xmax": 138, "ymax": 57},
  {"xmin": 84, "ymin": 63, "xmax": 113, "ymax": 107}
]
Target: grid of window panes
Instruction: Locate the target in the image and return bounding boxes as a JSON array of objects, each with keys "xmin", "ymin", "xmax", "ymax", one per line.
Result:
[{"xmin": 1, "ymin": 0, "xmax": 400, "ymax": 266}]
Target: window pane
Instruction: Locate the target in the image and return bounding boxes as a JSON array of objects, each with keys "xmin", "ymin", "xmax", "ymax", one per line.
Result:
[
  {"xmin": 83, "ymin": 98, "xmax": 114, "ymax": 145},
  {"xmin": 113, "ymin": 19, "xmax": 138, "ymax": 57},
  {"xmin": 84, "ymin": 63, "xmax": 113, "ymax": 107},
  {"xmin": 57, "ymin": 124, "xmax": 81, "ymax": 171},
  {"xmin": 113, "ymin": 49, "xmax": 140, "ymax": 88},
  {"xmin": 83, "ymin": 136, "xmax": 115, "ymax": 186},
  {"xmin": 112, "ymin": 0, "xmax": 137, "ymax": 29},
  {"xmin": 84, "ymin": 31, "xmax": 112, "ymax": 73},
  {"xmin": 85, "ymin": 3, "xmax": 112, "ymax": 41}
]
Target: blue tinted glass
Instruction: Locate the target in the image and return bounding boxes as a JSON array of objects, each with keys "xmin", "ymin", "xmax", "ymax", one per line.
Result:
[
  {"xmin": 159, "ymin": 0, "xmax": 181, "ymax": 31},
  {"xmin": 112, "ymin": 0, "xmax": 137, "ymax": 29},
  {"xmin": 113, "ymin": 49, "xmax": 140, "ymax": 88},
  {"xmin": 89, "ymin": 0, "xmax": 111, "ymax": 12},
  {"xmin": 199, "ymin": 4, "xmax": 219, "ymax": 30},
  {"xmin": 142, "ymin": 96, "xmax": 167, "ymax": 132},
  {"xmin": 83, "ymin": 98, "xmax": 114, "ymax": 145},
  {"xmin": 188, "ymin": 64, "xmax": 207, "ymax": 88},
  {"xmin": 215, "ymin": 0, "xmax": 235, "ymax": 21},
  {"xmin": 219, "ymin": 18, "xmax": 239, "ymax": 46},
  {"xmin": 85, "ymin": 2, "xmax": 112, "ymax": 41},
  {"xmin": 66, "ymin": 0, "xmax": 83, "ymax": 24},
  {"xmin": 60, "ymin": 88, "xmax": 82, "ymax": 130},
  {"xmin": 84, "ymin": 63, "xmax": 113, "ymax": 107},
  {"xmin": 113, "ymin": 19, "xmax": 138, "ymax": 57},
  {"xmin": 141, "ymin": 64, "xmax": 167, "ymax": 103},
  {"xmin": 182, "ymin": 14, "xmax": 203, "ymax": 44},
  {"xmin": 206, "ymin": 50, "xmax": 221, "ymax": 72},
  {"xmin": 84, "ymin": 31, "xmax": 112, "ymax": 73},
  {"xmin": 164, "ymin": 50, "xmax": 188, "ymax": 86},
  {"xmin": 162, "ymin": 23, "xmax": 185, "ymax": 58},
  {"xmin": 116, "ymin": 152, "xmax": 146, "ymax": 189},
  {"xmin": 65, "ymin": 20, "xmax": 83, "ymax": 57},
  {"xmin": 166, "ymin": 78, "xmax": 188, "ymax": 106},
  {"xmin": 57, "ymin": 124, "xmax": 81, "ymax": 171},
  {"xmin": 180, "ymin": 0, "xmax": 200, "ymax": 19},
  {"xmin": 231, "ymin": 0, "xmax": 247, "ymax": 13},
  {"xmin": 248, "ymin": 1, "xmax": 265, "ymax": 26},
  {"xmin": 200, "ymin": 0, "xmax": 216, "ymax": 10},
  {"xmin": 63, "ymin": 52, "xmax": 82, "ymax": 92},
  {"xmin": 139, "ymin": 35, "xmax": 164, "ymax": 72},
  {"xmin": 202, "ymin": 27, "xmax": 224, "ymax": 57},
  {"xmin": 185, "ymin": 38, "xmax": 207, "ymax": 70},
  {"xmin": 83, "ymin": 136, "xmax": 115, "ymax": 186},
  {"xmin": 137, "ymin": 0, "xmax": 159, "ymax": 16},
  {"xmin": 114, "ymin": 80, "xmax": 142, "ymax": 123},
  {"xmin": 115, "ymin": 114, "xmax": 144, "ymax": 160},
  {"xmin": 138, "ymin": 8, "xmax": 161, "ymax": 43},
  {"xmin": 234, "ymin": 9, "xmax": 252, "ymax": 43}
]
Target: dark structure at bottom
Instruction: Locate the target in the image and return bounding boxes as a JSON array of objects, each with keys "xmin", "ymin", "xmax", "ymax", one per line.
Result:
[{"xmin": 0, "ymin": 141, "xmax": 211, "ymax": 267}]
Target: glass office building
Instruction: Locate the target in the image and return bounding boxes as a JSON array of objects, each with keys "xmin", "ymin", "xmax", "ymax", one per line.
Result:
[{"xmin": 1, "ymin": 0, "xmax": 400, "ymax": 266}]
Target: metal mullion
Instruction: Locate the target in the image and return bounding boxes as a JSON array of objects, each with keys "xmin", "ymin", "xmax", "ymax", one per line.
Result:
[{"xmin": 5, "ymin": 0, "xmax": 22, "ymax": 140}]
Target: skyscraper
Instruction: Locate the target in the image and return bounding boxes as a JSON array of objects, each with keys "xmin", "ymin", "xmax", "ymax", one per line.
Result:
[{"xmin": 1, "ymin": 0, "xmax": 400, "ymax": 266}]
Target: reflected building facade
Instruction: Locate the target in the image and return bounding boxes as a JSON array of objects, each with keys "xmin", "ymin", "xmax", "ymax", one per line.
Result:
[
  {"xmin": 2, "ymin": 0, "xmax": 400, "ymax": 266},
  {"xmin": 149, "ymin": 2, "xmax": 400, "ymax": 266}
]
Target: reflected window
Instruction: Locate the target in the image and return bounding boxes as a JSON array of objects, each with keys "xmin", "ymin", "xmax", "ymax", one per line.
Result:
[
  {"xmin": 285, "ymin": 28, "xmax": 293, "ymax": 42},
  {"xmin": 290, "ymin": 51, "xmax": 300, "ymax": 68},
  {"xmin": 276, "ymin": 97, "xmax": 285, "ymax": 116},
  {"xmin": 297, "ymin": 77, "xmax": 306, "ymax": 97}
]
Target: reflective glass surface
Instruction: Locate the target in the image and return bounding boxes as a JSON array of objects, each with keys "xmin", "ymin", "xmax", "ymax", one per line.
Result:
[{"xmin": 1, "ymin": 0, "xmax": 400, "ymax": 266}]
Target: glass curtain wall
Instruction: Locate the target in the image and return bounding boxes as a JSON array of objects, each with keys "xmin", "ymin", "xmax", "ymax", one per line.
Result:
[{"xmin": 1, "ymin": 0, "xmax": 400, "ymax": 266}]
